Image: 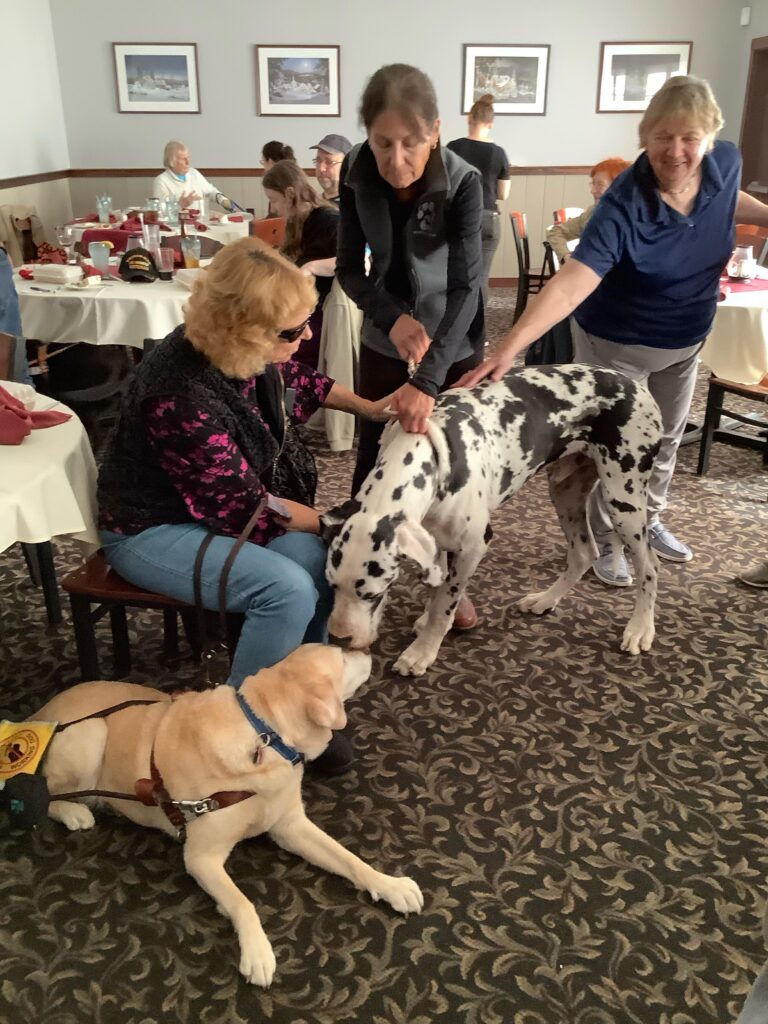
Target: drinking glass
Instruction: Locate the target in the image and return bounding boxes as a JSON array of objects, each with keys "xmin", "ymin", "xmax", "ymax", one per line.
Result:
[
  {"xmin": 180, "ymin": 236, "xmax": 201, "ymax": 269},
  {"xmin": 126, "ymin": 235, "xmax": 142, "ymax": 251},
  {"xmin": 156, "ymin": 247, "xmax": 175, "ymax": 281},
  {"xmin": 142, "ymin": 223, "xmax": 160, "ymax": 252},
  {"xmin": 88, "ymin": 241, "xmax": 111, "ymax": 277},
  {"xmin": 96, "ymin": 194, "xmax": 112, "ymax": 224},
  {"xmin": 55, "ymin": 224, "xmax": 76, "ymax": 264},
  {"xmin": 165, "ymin": 197, "xmax": 180, "ymax": 227}
]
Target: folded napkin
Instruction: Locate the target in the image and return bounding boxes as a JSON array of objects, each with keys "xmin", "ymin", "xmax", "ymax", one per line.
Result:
[
  {"xmin": 0, "ymin": 384, "xmax": 71, "ymax": 445},
  {"xmin": 227, "ymin": 215, "xmax": 244, "ymax": 223},
  {"xmin": 119, "ymin": 217, "xmax": 171, "ymax": 233}
]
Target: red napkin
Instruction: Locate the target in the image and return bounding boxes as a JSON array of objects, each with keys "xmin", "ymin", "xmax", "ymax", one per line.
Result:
[
  {"xmin": 33, "ymin": 243, "xmax": 67, "ymax": 264},
  {"xmin": 228, "ymin": 215, "xmax": 244, "ymax": 223},
  {"xmin": 0, "ymin": 385, "xmax": 71, "ymax": 445},
  {"xmin": 19, "ymin": 268, "xmax": 33, "ymax": 280}
]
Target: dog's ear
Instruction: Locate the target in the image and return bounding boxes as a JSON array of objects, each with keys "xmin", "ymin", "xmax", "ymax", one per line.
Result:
[
  {"xmin": 306, "ymin": 689, "xmax": 347, "ymax": 731},
  {"xmin": 319, "ymin": 499, "xmax": 361, "ymax": 545},
  {"xmin": 395, "ymin": 520, "xmax": 444, "ymax": 586}
]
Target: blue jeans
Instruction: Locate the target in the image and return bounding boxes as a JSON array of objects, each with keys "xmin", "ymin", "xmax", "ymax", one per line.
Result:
[{"xmin": 100, "ymin": 525, "xmax": 333, "ymax": 686}]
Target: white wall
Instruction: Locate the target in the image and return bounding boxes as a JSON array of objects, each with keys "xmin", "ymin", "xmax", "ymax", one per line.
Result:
[
  {"xmin": 0, "ymin": 0, "xmax": 70, "ymax": 178},
  {"xmin": 49, "ymin": 0, "xmax": 745, "ymax": 172},
  {"xmin": 719, "ymin": 0, "xmax": 768, "ymax": 143}
]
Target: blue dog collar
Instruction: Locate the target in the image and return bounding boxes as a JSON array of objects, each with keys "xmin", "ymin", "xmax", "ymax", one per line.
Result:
[{"xmin": 234, "ymin": 691, "xmax": 305, "ymax": 766}]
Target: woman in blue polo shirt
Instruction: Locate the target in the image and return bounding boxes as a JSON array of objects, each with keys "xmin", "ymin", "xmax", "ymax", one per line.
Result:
[{"xmin": 461, "ymin": 75, "xmax": 768, "ymax": 586}]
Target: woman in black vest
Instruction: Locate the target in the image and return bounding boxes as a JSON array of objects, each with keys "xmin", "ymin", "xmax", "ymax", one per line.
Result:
[
  {"xmin": 97, "ymin": 239, "xmax": 390, "ymax": 768},
  {"xmin": 337, "ymin": 64, "xmax": 484, "ymax": 629}
]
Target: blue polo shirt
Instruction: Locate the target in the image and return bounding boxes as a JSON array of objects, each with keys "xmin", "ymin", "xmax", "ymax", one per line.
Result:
[{"xmin": 572, "ymin": 140, "xmax": 740, "ymax": 348}]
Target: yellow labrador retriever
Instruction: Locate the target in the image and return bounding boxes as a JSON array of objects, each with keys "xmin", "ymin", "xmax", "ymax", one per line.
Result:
[{"xmin": 34, "ymin": 644, "xmax": 423, "ymax": 986}]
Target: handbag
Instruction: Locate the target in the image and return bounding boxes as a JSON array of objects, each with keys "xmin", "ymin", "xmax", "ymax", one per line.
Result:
[{"xmin": 271, "ymin": 424, "xmax": 318, "ymax": 507}]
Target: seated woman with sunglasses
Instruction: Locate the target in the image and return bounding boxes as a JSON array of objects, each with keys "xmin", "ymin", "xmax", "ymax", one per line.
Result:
[{"xmin": 97, "ymin": 238, "xmax": 390, "ymax": 712}]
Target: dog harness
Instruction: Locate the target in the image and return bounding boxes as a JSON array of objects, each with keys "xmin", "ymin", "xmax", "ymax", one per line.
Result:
[{"xmin": 49, "ymin": 692, "xmax": 305, "ymax": 842}]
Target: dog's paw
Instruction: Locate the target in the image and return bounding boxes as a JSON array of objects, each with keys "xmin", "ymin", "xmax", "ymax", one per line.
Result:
[
  {"xmin": 239, "ymin": 932, "xmax": 277, "ymax": 987},
  {"xmin": 49, "ymin": 800, "xmax": 95, "ymax": 831},
  {"xmin": 518, "ymin": 590, "xmax": 556, "ymax": 615},
  {"xmin": 621, "ymin": 617, "xmax": 655, "ymax": 655},
  {"xmin": 368, "ymin": 873, "xmax": 424, "ymax": 915},
  {"xmin": 393, "ymin": 640, "xmax": 437, "ymax": 677}
]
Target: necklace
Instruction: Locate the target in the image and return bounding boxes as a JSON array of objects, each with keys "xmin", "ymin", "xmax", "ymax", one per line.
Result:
[{"xmin": 660, "ymin": 173, "xmax": 699, "ymax": 197}]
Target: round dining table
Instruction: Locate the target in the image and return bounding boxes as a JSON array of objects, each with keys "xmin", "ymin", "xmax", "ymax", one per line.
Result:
[
  {"xmin": 700, "ymin": 275, "xmax": 768, "ymax": 385},
  {"xmin": 15, "ymin": 267, "xmax": 198, "ymax": 349},
  {"xmin": 0, "ymin": 382, "xmax": 98, "ymax": 622}
]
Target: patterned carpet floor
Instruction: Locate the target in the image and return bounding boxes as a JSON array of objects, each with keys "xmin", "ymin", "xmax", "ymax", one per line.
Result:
[{"xmin": 1, "ymin": 289, "xmax": 767, "ymax": 1024}]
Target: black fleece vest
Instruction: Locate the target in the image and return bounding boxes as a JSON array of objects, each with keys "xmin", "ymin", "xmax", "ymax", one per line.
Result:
[{"xmin": 97, "ymin": 327, "xmax": 316, "ymax": 533}]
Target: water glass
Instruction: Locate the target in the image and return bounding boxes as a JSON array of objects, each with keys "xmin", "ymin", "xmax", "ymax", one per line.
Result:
[
  {"xmin": 126, "ymin": 234, "xmax": 142, "ymax": 251},
  {"xmin": 180, "ymin": 236, "xmax": 202, "ymax": 269},
  {"xmin": 165, "ymin": 197, "xmax": 180, "ymax": 226},
  {"xmin": 197, "ymin": 196, "xmax": 207, "ymax": 221},
  {"xmin": 88, "ymin": 241, "xmax": 111, "ymax": 277},
  {"xmin": 142, "ymin": 223, "xmax": 160, "ymax": 252},
  {"xmin": 156, "ymin": 247, "xmax": 175, "ymax": 281},
  {"xmin": 55, "ymin": 224, "xmax": 76, "ymax": 264},
  {"xmin": 96, "ymin": 194, "xmax": 112, "ymax": 224}
]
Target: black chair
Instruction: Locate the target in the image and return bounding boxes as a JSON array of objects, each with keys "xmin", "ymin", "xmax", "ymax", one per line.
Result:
[
  {"xmin": 510, "ymin": 212, "xmax": 550, "ymax": 324},
  {"xmin": 697, "ymin": 374, "xmax": 768, "ymax": 475}
]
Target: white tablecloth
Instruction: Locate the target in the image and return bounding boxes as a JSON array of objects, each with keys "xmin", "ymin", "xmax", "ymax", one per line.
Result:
[
  {"xmin": 0, "ymin": 382, "xmax": 99, "ymax": 555},
  {"xmin": 15, "ymin": 272, "xmax": 190, "ymax": 349},
  {"xmin": 700, "ymin": 284, "xmax": 768, "ymax": 385}
]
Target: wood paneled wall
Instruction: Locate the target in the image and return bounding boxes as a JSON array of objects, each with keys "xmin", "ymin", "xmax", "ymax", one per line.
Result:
[{"xmin": 1, "ymin": 167, "xmax": 595, "ymax": 278}]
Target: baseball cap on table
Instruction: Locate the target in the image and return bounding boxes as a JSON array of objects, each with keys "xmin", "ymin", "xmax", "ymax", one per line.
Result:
[
  {"xmin": 118, "ymin": 246, "xmax": 158, "ymax": 282},
  {"xmin": 310, "ymin": 134, "xmax": 352, "ymax": 156}
]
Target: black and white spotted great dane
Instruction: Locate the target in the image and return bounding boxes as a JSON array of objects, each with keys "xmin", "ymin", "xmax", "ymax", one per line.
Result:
[{"xmin": 326, "ymin": 365, "xmax": 663, "ymax": 676}]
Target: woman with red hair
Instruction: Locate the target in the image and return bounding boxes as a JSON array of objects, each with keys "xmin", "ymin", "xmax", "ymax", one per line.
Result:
[{"xmin": 546, "ymin": 157, "xmax": 631, "ymax": 261}]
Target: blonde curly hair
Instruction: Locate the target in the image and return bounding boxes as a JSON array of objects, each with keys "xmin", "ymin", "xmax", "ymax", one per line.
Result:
[{"xmin": 184, "ymin": 237, "xmax": 317, "ymax": 379}]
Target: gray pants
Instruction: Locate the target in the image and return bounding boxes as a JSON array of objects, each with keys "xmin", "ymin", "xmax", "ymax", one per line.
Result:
[
  {"xmin": 571, "ymin": 319, "xmax": 701, "ymax": 537},
  {"xmin": 480, "ymin": 210, "xmax": 501, "ymax": 309}
]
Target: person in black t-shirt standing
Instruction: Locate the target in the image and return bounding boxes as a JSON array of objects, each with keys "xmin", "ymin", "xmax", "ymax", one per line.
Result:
[{"xmin": 448, "ymin": 94, "xmax": 510, "ymax": 305}]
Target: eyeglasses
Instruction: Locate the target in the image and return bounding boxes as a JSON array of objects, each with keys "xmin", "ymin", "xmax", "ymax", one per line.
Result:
[
  {"xmin": 313, "ymin": 156, "xmax": 343, "ymax": 169},
  {"xmin": 278, "ymin": 315, "xmax": 312, "ymax": 342}
]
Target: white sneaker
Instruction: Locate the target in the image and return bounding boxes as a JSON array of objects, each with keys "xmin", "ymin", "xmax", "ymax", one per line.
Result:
[
  {"xmin": 592, "ymin": 542, "xmax": 633, "ymax": 587},
  {"xmin": 648, "ymin": 523, "xmax": 692, "ymax": 563}
]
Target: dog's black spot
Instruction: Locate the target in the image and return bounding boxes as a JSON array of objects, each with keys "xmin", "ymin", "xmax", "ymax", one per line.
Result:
[
  {"xmin": 404, "ymin": 452, "xmax": 414, "ymax": 465},
  {"xmin": 330, "ymin": 547, "xmax": 343, "ymax": 569},
  {"xmin": 484, "ymin": 523, "xmax": 493, "ymax": 544},
  {"xmin": 354, "ymin": 579, "xmax": 366, "ymax": 592},
  {"xmin": 367, "ymin": 560, "xmax": 384, "ymax": 577},
  {"xmin": 392, "ymin": 486, "xmax": 403, "ymax": 501},
  {"xmin": 421, "ymin": 460, "xmax": 434, "ymax": 476},
  {"xmin": 342, "ymin": 530, "xmax": 350, "ymax": 543},
  {"xmin": 374, "ymin": 469, "xmax": 383, "ymax": 480},
  {"xmin": 371, "ymin": 512, "xmax": 406, "ymax": 552}
]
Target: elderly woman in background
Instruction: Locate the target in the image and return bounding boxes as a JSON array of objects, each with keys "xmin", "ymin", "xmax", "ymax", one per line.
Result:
[
  {"xmin": 461, "ymin": 75, "xmax": 768, "ymax": 586},
  {"xmin": 262, "ymin": 161, "xmax": 340, "ymax": 367},
  {"xmin": 153, "ymin": 140, "xmax": 235, "ymax": 212},
  {"xmin": 448, "ymin": 93, "xmax": 511, "ymax": 303},
  {"xmin": 545, "ymin": 157, "xmax": 631, "ymax": 262},
  {"xmin": 336, "ymin": 62, "xmax": 484, "ymax": 629},
  {"xmin": 97, "ymin": 238, "xmax": 390, "ymax": 721}
]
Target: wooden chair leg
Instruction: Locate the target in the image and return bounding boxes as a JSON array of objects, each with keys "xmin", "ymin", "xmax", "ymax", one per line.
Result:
[
  {"xmin": 163, "ymin": 609, "xmax": 180, "ymax": 666},
  {"xmin": 21, "ymin": 543, "xmax": 41, "ymax": 586},
  {"xmin": 109, "ymin": 605, "xmax": 131, "ymax": 677},
  {"xmin": 68, "ymin": 593, "xmax": 100, "ymax": 681},
  {"xmin": 513, "ymin": 275, "xmax": 529, "ymax": 324},
  {"xmin": 696, "ymin": 380, "xmax": 724, "ymax": 476},
  {"xmin": 35, "ymin": 541, "xmax": 62, "ymax": 625}
]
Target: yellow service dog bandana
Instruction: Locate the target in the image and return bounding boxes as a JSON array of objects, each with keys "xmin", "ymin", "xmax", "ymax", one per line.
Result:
[{"xmin": 0, "ymin": 721, "xmax": 57, "ymax": 780}]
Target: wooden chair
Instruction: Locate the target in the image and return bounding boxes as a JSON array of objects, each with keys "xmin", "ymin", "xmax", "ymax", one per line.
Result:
[
  {"xmin": 735, "ymin": 224, "xmax": 768, "ymax": 266},
  {"xmin": 61, "ymin": 551, "xmax": 243, "ymax": 681},
  {"xmin": 510, "ymin": 212, "xmax": 550, "ymax": 324},
  {"xmin": 552, "ymin": 207, "xmax": 584, "ymax": 225},
  {"xmin": 696, "ymin": 374, "xmax": 768, "ymax": 475},
  {"xmin": 250, "ymin": 217, "xmax": 286, "ymax": 247}
]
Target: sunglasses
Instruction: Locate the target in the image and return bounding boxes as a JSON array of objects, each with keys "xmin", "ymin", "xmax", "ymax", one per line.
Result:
[{"xmin": 278, "ymin": 315, "xmax": 312, "ymax": 342}]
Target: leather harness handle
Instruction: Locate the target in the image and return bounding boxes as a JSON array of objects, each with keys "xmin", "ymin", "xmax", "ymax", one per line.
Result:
[{"xmin": 193, "ymin": 498, "xmax": 268, "ymax": 666}]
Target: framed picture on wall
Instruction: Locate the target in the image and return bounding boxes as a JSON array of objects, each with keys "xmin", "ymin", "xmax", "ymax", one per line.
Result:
[
  {"xmin": 112, "ymin": 43, "xmax": 200, "ymax": 113},
  {"xmin": 597, "ymin": 42, "xmax": 692, "ymax": 113},
  {"xmin": 462, "ymin": 44, "xmax": 550, "ymax": 116},
  {"xmin": 256, "ymin": 45, "xmax": 340, "ymax": 117}
]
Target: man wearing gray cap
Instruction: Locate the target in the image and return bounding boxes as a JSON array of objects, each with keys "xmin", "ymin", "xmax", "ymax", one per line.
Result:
[{"xmin": 310, "ymin": 134, "xmax": 352, "ymax": 204}]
